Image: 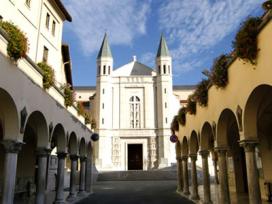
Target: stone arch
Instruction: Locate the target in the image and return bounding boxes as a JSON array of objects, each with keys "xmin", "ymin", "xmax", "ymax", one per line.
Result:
[
  {"xmin": 79, "ymin": 137, "xmax": 86, "ymax": 157},
  {"xmin": 217, "ymin": 109, "xmax": 238, "ymax": 147},
  {"xmin": 0, "ymin": 88, "xmax": 19, "ymax": 140},
  {"xmin": 51, "ymin": 124, "xmax": 66, "ymax": 152},
  {"xmin": 16, "ymin": 111, "xmax": 49, "ymax": 200},
  {"xmin": 181, "ymin": 137, "xmax": 189, "ymax": 156},
  {"xmin": 24, "ymin": 111, "xmax": 48, "ymax": 147},
  {"xmin": 189, "ymin": 130, "xmax": 199, "ymax": 154},
  {"xmin": 217, "ymin": 108, "xmax": 248, "ymax": 193},
  {"xmin": 200, "ymin": 122, "xmax": 214, "ymax": 151},
  {"xmin": 68, "ymin": 132, "xmax": 78, "ymax": 155},
  {"xmin": 244, "ymin": 84, "xmax": 272, "ymax": 184},
  {"xmin": 244, "ymin": 84, "xmax": 272, "ymax": 139}
]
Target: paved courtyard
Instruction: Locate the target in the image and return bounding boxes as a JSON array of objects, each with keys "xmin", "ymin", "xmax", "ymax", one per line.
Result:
[{"xmin": 77, "ymin": 180, "xmax": 194, "ymax": 204}]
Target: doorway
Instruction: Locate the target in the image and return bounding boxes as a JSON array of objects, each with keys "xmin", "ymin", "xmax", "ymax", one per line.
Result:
[{"xmin": 127, "ymin": 144, "xmax": 143, "ymax": 170}]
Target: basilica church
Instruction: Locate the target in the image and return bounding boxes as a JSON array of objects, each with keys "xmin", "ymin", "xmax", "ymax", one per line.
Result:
[{"xmin": 75, "ymin": 34, "xmax": 194, "ymax": 171}]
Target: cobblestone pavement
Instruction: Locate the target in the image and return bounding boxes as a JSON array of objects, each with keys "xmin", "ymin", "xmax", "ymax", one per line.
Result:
[{"xmin": 77, "ymin": 180, "xmax": 194, "ymax": 204}]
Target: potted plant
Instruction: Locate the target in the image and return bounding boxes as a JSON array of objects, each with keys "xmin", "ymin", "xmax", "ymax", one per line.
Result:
[
  {"xmin": 0, "ymin": 20, "xmax": 28, "ymax": 61},
  {"xmin": 62, "ymin": 83, "xmax": 74, "ymax": 107},
  {"xmin": 37, "ymin": 62, "xmax": 55, "ymax": 89},
  {"xmin": 233, "ymin": 17, "xmax": 261, "ymax": 65},
  {"xmin": 186, "ymin": 94, "xmax": 196, "ymax": 114},
  {"xmin": 177, "ymin": 107, "xmax": 186, "ymax": 126},
  {"xmin": 210, "ymin": 54, "xmax": 231, "ymax": 88},
  {"xmin": 194, "ymin": 79, "xmax": 210, "ymax": 107}
]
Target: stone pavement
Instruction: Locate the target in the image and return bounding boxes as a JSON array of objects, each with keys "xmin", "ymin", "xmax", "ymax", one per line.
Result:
[{"xmin": 77, "ymin": 180, "xmax": 194, "ymax": 204}]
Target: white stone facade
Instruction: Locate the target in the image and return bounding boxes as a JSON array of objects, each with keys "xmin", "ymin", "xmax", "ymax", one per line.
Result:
[{"xmin": 75, "ymin": 35, "xmax": 195, "ymax": 171}]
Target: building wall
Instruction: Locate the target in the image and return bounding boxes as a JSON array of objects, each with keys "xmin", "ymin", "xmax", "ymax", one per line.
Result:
[{"xmin": 0, "ymin": 0, "xmax": 66, "ymax": 86}]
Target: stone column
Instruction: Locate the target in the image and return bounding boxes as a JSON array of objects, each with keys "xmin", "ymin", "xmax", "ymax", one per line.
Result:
[
  {"xmin": 85, "ymin": 156, "xmax": 93, "ymax": 194},
  {"xmin": 240, "ymin": 140, "xmax": 261, "ymax": 204},
  {"xmin": 211, "ymin": 151, "xmax": 219, "ymax": 184},
  {"xmin": 1, "ymin": 140, "xmax": 23, "ymax": 204},
  {"xmin": 54, "ymin": 152, "xmax": 67, "ymax": 204},
  {"xmin": 78, "ymin": 156, "xmax": 87, "ymax": 196},
  {"xmin": 182, "ymin": 155, "xmax": 190, "ymax": 195},
  {"xmin": 175, "ymin": 141, "xmax": 183, "ymax": 192},
  {"xmin": 66, "ymin": 154, "xmax": 78, "ymax": 201},
  {"xmin": 199, "ymin": 150, "xmax": 212, "ymax": 204},
  {"xmin": 216, "ymin": 148, "xmax": 230, "ymax": 204},
  {"xmin": 36, "ymin": 147, "xmax": 50, "ymax": 204},
  {"xmin": 189, "ymin": 154, "xmax": 200, "ymax": 200}
]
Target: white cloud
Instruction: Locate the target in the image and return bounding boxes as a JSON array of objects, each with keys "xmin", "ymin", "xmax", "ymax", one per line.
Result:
[
  {"xmin": 158, "ymin": 0, "xmax": 260, "ymax": 73},
  {"xmin": 65, "ymin": 0, "xmax": 151, "ymax": 55},
  {"xmin": 139, "ymin": 52, "xmax": 155, "ymax": 67}
]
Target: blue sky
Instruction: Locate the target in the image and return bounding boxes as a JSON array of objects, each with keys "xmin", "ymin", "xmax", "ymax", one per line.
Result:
[{"xmin": 62, "ymin": 0, "xmax": 263, "ymax": 86}]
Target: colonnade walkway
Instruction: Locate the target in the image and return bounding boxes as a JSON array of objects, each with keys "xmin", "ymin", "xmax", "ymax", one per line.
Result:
[
  {"xmin": 182, "ymin": 184, "xmax": 272, "ymax": 204},
  {"xmin": 77, "ymin": 180, "xmax": 193, "ymax": 204}
]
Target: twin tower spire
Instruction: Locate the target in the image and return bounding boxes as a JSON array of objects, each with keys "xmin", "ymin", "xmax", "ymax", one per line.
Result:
[{"xmin": 96, "ymin": 33, "xmax": 170, "ymax": 60}]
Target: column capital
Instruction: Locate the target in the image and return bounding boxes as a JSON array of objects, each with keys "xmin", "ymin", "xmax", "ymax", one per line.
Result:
[
  {"xmin": 36, "ymin": 147, "xmax": 51, "ymax": 157},
  {"xmin": 214, "ymin": 147, "xmax": 228, "ymax": 156},
  {"xmin": 1, "ymin": 140, "xmax": 23, "ymax": 153},
  {"xmin": 239, "ymin": 140, "xmax": 258, "ymax": 152},
  {"xmin": 199, "ymin": 149, "xmax": 209, "ymax": 158},
  {"xmin": 189, "ymin": 154, "xmax": 198, "ymax": 161},
  {"xmin": 80, "ymin": 156, "xmax": 87, "ymax": 162},
  {"xmin": 70, "ymin": 154, "xmax": 79, "ymax": 161},
  {"xmin": 181, "ymin": 155, "xmax": 188, "ymax": 161},
  {"xmin": 176, "ymin": 156, "xmax": 182, "ymax": 160},
  {"xmin": 57, "ymin": 151, "xmax": 67, "ymax": 159}
]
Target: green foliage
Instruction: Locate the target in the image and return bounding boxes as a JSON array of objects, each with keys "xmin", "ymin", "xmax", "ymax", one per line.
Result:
[
  {"xmin": 171, "ymin": 115, "xmax": 179, "ymax": 132},
  {"xmin": 177, "ymin": 107, "xmax": 186, "ymax": 126},
  {"xmin": 210, "ymin": 54, "xmax": 231, "ymax": 88},
  {"xmin": 0, "ymin": 20, "xmax": 28, "ymax": 61},
  {"xmin": 91, "ymin": 119, "xmax": 96, "ymax": 129},
  {"xmin": 233, "ymin": 17, "xmax": 261, "ymax": 65},
  {"xmin": 84, "ymin": 112, "xmax": 91, "ymax": 125},
  {"xmin": 62, "ymin": 83, "xmax": 74, "ymax": 107},
  {"xmin": 37, "ymin": 62, "xmax": 55, "ymax": 89},
  {"xmin": 262, "ymin": 0, "xmax": 272, "ymax": 11},
  {"xmin": 186, "ymin": 94, "xmax": 196, "ymax": 115},
  {"xmin": 194, "ymin": 79, "xmax": 210, "ymax": 107}
]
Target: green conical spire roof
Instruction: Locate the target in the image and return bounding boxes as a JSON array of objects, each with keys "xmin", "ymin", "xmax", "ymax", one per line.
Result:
[
  {"xmin": 156, "ymin": 34, "xmax": 170, "ymax": 57},
  {"xmin": 97, "ymin": 33, "xmax": 112, "ymax": 59}
]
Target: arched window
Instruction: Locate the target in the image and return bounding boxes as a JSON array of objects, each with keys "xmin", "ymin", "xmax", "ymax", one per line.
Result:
[
  {"xmin": 158, "ymin": 65, "xmax": 161, "ymax": 74},
  {"xmin": 103, "ymin": 65, "xmax": 106, "ymax": 75},
  {"xmin": 129, "ymin": 96, "xmax": 140, "ymax": 128},
  {"xmin": 163, "ymin": 65, "xmax": 166, "ymax": 74}
]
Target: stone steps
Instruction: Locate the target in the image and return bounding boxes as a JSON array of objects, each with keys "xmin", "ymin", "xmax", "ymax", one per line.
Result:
[{"xmin": 97, "ymin": 170, "xmax": 178, "ymax": 181}]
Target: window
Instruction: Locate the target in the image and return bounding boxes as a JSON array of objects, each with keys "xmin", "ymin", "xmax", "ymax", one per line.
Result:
[
  {"xmin": 158, "ymin": 65, "xmax": 161, "ymax": 74},
  {"xmin": 52, "ymin": 20, "xmax": 56, "ymax": 36},
  {"xmin": 25, "ymin": 0, "xmax": 31, "ymax": 7},
  {"xmin": 164, "ymin": 88, "xmax": 166, "ymax": 94},
  {"xmin": 108, "ymin": 66, "xmax": 110, "ymax": 75},
  {"xmin": 168, "ymin": 65, "xmax": 170, "ymax": 74},
  {"xmin": 102, "ymin": 89, "xmax": 105, "ymax": 94},
  {"xmin": 102, "ymin": 103, "xmax": 104, "ymax": 109},
  {"xmin": 102, "ymin": 118, "xmax": 104, "ymax": 124},
  {"xmin": 163, "ymin": 65, "xmax": 166, "ymax": 74},
  {"xmin": 45, "ymin": 13, "xmax": 50, "ymax": 29},
  {"xmin": 165, "ymin": 117, "xmax": 168, "ymax": 124},
  {"xmin": 103, "ymin": 65, "xmax": 106, "ymax": 75},
  {"xmin": 165, "ymin": 102, "xmax": 167, "ymax": 108},
  {"xmin": 42, "ymin": 46, "xmax": 48, "ymax": 62},
  {"xmin": 129, "ymin": 96, "xmax": 140, "ymax": 128}
]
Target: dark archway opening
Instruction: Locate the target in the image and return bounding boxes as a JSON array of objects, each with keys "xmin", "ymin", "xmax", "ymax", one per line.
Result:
[{"xmin": 128, "ymin": 144, "xmax": 143, "ymax": 170}]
